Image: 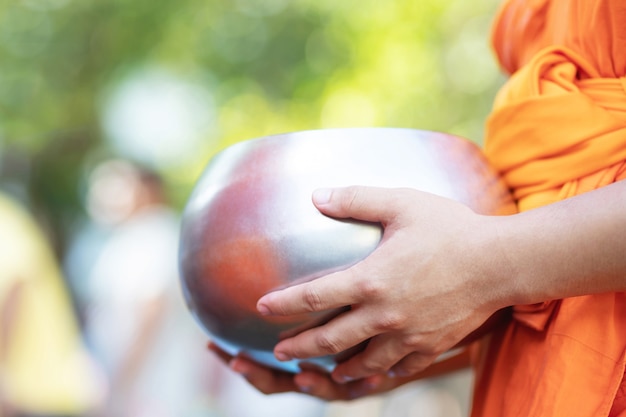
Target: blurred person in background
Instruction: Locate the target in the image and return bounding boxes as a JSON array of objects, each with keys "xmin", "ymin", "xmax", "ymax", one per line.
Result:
[
  {"xmin": 70, "ymin": 158, "xmax": 328, "ymax": 417},
  {"xmin": 66, "ymin": 159, "xmax": 215, "ymax": 417},
  {"xmin": 0, "ymin": 191, "xmax": 104, "ymax": 417}
]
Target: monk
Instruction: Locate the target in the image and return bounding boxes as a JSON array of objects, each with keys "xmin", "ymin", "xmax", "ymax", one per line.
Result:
[{"xmin": 210, "ymin": 0, "xmax": 626, "ymax": 415}]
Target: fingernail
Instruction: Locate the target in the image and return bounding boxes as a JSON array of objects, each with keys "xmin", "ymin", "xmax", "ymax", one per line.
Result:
[
  {"xmin": 388, "ymin": 368, "xmax": 409, "ymax": 378},
  {"xmin": 335, "ymin": 374, "xmax": 355, "ymax": 383},
  {"xmin": 364, "ymin": 378, "xmax": 380, "ymax": 390},
  {"xmin": 298, "ymin": 384, "xmax": 312, "ymax": 393},
  {"xmin": 230, "ymin": 359, "xmax": 249, "ymax": 376},
  {"xmin": 275, "ymin": 351, "xmax": 291, "ymax": 361},
  {"xmin": 312, "ymin": 188, "xmax": 332, "ymax": 205},
  {"xmin": 257, "ymin": 303, "xmax": 271, "ymax": 316}
]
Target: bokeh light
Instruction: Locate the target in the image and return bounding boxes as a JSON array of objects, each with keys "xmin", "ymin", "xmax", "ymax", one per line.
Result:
[
  {"xmin": 100, "ymin": 67, "xmax": 217, "ymax": 170},
  {"xmin": 0, "ymin": 0, "xmax": 505, "ymax": 254}
]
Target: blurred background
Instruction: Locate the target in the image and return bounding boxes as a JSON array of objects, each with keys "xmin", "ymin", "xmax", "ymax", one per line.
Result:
[{"xmin": 0, "ymin": 0, "xmax": 505, "ymax": 416}]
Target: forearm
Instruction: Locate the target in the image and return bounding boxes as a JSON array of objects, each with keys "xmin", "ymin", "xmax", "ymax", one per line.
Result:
[{"xmin": 490, "ymin": 179, "xmax": 626, "ymax": 307}]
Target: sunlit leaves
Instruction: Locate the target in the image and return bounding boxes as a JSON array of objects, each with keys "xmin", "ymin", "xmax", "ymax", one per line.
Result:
[{"xmin": 0, "ymin": 0, "xmax": 503, "ymax": 254}]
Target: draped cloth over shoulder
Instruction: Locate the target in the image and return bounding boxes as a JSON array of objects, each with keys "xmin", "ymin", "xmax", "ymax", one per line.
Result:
[{"xmin": 472, "ymin": 0, "xmax": 626, "ymax": 416}]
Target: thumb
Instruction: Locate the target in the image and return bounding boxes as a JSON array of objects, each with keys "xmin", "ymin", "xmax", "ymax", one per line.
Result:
[{"xmin": 312, "ymin": 186, "xmax": 399, "ymax": 223}]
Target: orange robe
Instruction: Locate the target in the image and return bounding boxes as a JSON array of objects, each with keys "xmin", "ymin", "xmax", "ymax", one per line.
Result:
[{"xmin": 473, "ymin": 0, "xmax": 626, "ymax": 416}]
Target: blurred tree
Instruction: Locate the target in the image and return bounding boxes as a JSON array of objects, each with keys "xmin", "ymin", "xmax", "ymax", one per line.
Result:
[{"xmin": 0, "ymin": 0, "xmax": 503, "ymax": 258}]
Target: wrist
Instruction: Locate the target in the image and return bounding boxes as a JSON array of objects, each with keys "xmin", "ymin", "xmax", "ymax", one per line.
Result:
[{"xmin": 475, "ymin": 214, "xmax": 530, "ymax": 309}]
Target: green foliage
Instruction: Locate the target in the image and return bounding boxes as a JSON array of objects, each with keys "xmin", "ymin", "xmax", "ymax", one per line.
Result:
[{"xmin": 0, "ymin": 0, "xmax": 504, "ymax": 255}]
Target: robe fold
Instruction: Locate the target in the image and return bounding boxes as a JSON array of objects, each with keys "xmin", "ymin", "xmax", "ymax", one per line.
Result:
[{"xmin": 471, "ymin": 0, "xmax": 626, "ymax": 416}]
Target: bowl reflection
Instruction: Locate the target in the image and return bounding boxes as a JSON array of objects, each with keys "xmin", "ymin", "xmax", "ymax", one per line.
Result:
[{"xmin": 179, "ymin": 128, "xmax": 516, "ymax": 373}]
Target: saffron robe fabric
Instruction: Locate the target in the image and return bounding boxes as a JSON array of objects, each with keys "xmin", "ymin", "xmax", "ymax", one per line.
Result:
[{"xmin": 472, "ymin": 0, "xmax": 626, "ymax": 416}]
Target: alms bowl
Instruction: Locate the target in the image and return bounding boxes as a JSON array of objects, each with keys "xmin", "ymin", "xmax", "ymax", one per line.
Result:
[{"xmin": 178, "ymin": 127, "xmax": 516, "ymax": 373}]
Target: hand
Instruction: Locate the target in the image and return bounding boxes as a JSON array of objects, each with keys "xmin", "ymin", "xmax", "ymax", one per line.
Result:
[
  {"xmin": 257, "ymin": 186, "xmax": 510, "ymax": 383},
  {"xmin": 207, "ymin": 342, "xmax": 467, "ymax": 400},
  {"xmin": 208, "ymin": 342, "xmax": 391, "ymax": 400}
]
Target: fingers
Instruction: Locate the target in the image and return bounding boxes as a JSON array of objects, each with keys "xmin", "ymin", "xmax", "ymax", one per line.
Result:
[
  {"xmin": 229, "ymin": 356, "xmax": 382, "ymax": 400},
  {"xmin": 336, "ymin": 349, "xmax": 472, "ymax": 392},
  {"xmin": 207, "ymin": 341, "xmax": 233, "ymax": 363},
  {"xmin": 206, "ymin": 341, "xmax": 382, "ymax": 400},
  {"xmin": 255, "ymin": 186, "xmax": 409, "ymax": 355},
  {"xmin": 293, "ymin": 372, "xmax": 349, "ymax": 400},
  {"xmin": 331, "ymin": 334, "xmax": 440, "ymax": 382},
  {"xmin": 295, "ymin": 370, "xmax": 431, "ymax": 400},
  {"xmin": 272, "ymin": 307, "xmax": 372, "ymax": 362},
  {"xmin": 312, "ymin": 186, "xmax": 403, "ymax": 224},
  {"xmin": 330, "ymin": 335, "xmax": 474, "ymax": 383},
  {"xmin": 207, "ymin": 341, "xmax": 422, "ymax": 400},
  {"xmin": 230, "ymin": 356, "xmax": 298, "ymax": 394},
  {"xmin": 294, "ymin": 372, "xmax": 398, "ymax": 400},
  {"xmin": 257, "ymin": 266, "xmax": 363, "ymax": 316},
  {"xmin": 332, "ymin": 332, "xmax": 442, "ymax": 383},
  {"xmin": 208, "ymin": 342, "xmax": 300, "ymax": 395},
  {"xmin": 387, "ymin": 352, "xmax": 440, "ymax": 378}
]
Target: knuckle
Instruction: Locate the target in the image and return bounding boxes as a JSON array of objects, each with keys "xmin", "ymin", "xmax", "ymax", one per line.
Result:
[
  {"xmin": 373, "ymin": 311, "xmax": 407, "ymax": 331},
  {"xmin": 341, "ymin": 186, "xmax": 362, "ymax": 212},
  {"xmin": 361, "ymin": 358, "xmax": 391, "ymax": 374},
  {"xmin": 393, "ymin": 361, "xmax": 425, "ymax": 378},
  {"xmin": 400, "ymin": 333, "xmax": 429, "ymax": 351},
  {"xmin": 355, "ymin": 277, "xmax": 385, "ymax": 299},
  {"xmin": 400, "ymin": 353, "xmax": 432, "ymax": 374},
  {"xmin": 402, "ymin": 361, "xmax": 428, "ymax": 375},
  {"xmin": 302, "ymin": 286, "xmax": 324, "ymax": 312},
  {"xmin": 315, "ymin": 333, "xmax": 343, "ymax": 355}
]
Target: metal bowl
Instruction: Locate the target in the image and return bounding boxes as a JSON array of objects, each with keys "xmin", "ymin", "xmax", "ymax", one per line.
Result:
[{"xmin": 179, "ymin": 127, "xmax": 516, "ymax": 373}]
